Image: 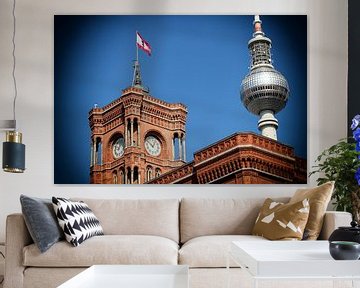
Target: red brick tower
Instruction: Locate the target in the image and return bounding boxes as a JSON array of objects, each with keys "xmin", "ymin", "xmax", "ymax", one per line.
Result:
[{"xmin": 88, "ymin": 62, "xmax": 187, "ymax": 184}]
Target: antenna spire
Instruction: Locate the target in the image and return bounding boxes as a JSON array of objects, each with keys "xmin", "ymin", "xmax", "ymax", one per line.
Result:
[{"xmin": 253, "ymin": 15, "xmax": 265, "ymax": 37}]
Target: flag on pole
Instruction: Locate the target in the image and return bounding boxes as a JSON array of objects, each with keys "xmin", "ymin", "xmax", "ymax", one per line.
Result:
[{"xmin": 136, "ymin": 32, "xmax": 151, "ymax": 56}]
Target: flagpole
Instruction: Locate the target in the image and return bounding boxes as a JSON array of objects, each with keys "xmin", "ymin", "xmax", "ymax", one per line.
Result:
[
  {"xmin": 136, "ymin": 43, "xmax": 139, "ymax": 63},
  {"xmin": 133, "ymin": 31, "xmax": 138, "ymax": 86},
  {"xmin": 136, "ymin": 31, "xmax": 139, "ymax": 63}
]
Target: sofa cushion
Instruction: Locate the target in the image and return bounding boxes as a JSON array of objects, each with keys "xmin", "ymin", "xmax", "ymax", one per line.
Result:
[
  {"xmin": 72, "ymin": 198, "xmax": 179, "ymax": 243},
  {"xmin": 180, "ymin": 198, "xmax": 289, "ymax": 243},
  {"xmin": 290, "ymin": 181, "xmax": 334, "ymax": 240},
  {"xmin": 179, "ymin": 235, "xmax": 267, "ymax": 268},
  {"xmin": 20, "ymin": 195, "xmax": 64, "ymax": 253},
  {"xmin": 52, "ymin": 197, "xmax": 104, "ymax": 247},
  {"xmin": 252, "ymin": 198, "xmax": 310, "ymax": 240},
  {"xmin": 23, "ymin": 235, "xmax": 179, "ymax": 267}
]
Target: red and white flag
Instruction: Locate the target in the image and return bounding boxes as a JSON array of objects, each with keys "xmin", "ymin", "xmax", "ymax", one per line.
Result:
[{"xmin": 136, "ymin": 32, "xmax": 151, "ymax": 56}]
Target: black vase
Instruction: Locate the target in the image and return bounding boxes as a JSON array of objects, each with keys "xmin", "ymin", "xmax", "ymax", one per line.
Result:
[
  {"xmin": 328, "ymin": 221, "xmax": 360, "ymax": 244},
  {"xmin": 329, "ymin": 241, "xmax": 360, "ymax": 260}
]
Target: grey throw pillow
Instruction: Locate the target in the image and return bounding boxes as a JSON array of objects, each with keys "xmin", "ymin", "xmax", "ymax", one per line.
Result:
[{"xmin": 20, "ymin": 195, "xmax": 64, "ymax": 253}]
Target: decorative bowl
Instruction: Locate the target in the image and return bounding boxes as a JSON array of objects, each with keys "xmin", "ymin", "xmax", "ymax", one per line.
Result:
[{"xmin": 329, "ymin": 241, "xmax": 360, "ymax": 260}]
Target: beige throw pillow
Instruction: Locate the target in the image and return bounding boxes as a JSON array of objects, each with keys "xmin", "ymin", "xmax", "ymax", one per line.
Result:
[
  {"xmin": 289, "ymin": 181, "xmax": 334, "ymax": 240},
  {"xmin": 252, "ymin": 198, "xmax": 310, "ymax": 240}
]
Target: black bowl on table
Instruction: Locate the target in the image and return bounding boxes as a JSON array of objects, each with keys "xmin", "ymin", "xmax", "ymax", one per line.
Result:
[{"xmin": 329, "ymin": 241, "xmax": 360, "ymax": 260}]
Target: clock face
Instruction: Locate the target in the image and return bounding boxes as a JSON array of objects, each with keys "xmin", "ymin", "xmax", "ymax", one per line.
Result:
[
  {"xmin": 145, "ymin": 135, "xmax": 161, "ymax": 156},
  {"xmin": 112, "ymin": 137, "xmax": 125, "ymax": 158}
]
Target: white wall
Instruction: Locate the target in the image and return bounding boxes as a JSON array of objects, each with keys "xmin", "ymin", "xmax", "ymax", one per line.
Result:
[{"xmin": 0, "ymin": 0, "xmax": 348, "ymax": 242}]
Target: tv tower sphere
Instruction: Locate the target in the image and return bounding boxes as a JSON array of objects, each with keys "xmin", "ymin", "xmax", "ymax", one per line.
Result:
[{"xmin": 240, "ymin": 15, "xmax": 289, "ymax": 140}]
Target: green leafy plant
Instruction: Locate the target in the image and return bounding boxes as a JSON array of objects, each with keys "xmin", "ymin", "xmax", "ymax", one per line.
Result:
[{"xmin": 310, "ymin": 115, "xmax": 360, "ymax": 222}]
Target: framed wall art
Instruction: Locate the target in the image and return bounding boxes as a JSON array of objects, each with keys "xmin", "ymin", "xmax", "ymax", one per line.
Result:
[{"xmin": 54, "ymin": 15, "xmax": 307, "ymax": 184}]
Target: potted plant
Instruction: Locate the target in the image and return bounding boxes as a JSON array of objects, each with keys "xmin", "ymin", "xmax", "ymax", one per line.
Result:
[{"xmin": 310, "ymin": 115, "xmax": 360, "ymax": 222}]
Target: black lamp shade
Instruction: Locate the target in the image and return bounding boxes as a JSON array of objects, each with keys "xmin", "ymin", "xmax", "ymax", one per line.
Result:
[{"xmin": 3, "ymin": 141, "xmax": 25, "ymax": 173}]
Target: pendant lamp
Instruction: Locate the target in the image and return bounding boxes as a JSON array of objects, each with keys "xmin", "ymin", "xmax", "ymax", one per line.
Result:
[{"xmin": 1, "ymin": 0, "xmax": 25, "ymax": 173}]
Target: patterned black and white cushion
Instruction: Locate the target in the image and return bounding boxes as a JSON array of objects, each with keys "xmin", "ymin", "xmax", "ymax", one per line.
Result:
[{"xmin": 52, "ymin": 197, "xmax": 104, "ymax": 246}]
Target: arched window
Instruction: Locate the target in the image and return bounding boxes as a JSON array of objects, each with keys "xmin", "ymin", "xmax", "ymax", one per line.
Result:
[
  {"xmin": 155, "ymin": 168, "xmax": 161, "ymax": 178},
  {"xmin": 133, "ymin": 118, "xmax": 139, "ymax": 147},
  {"xmin": 90, "ymin": 141, "xmax": 94, "ymax": 166},
  {"xmin": 173, "ymin": 133, "xmax": 179, "ymax": 160},
  {"xmin": 95, "ymin": 137, "xmax": 102, "ymax": 165},
  {"xmin": 126, "ymin": 167, "xmax": 132, "ymax": 184},
  {"xmin": 119, "ymin": 168, "xmax": 125, "ymax": 184},
  {"xmin": 133, "ymin": 166, "xmax": 139, "ymax": 184},
  {"xmin": 126, "ymin": 119, "xmax": 131, "ymax": 147},
  {"xmin": 146, "ymin": 166, "xmax": 153, "ymax": 182},
  {"xmin": 112, "ymin": 171, "xmax": 118, "ymax": 184}
]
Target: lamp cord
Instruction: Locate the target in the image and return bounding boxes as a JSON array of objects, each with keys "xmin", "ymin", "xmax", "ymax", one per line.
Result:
[{"xmin": 12, "ymin": 0, "xmax": 17, "ymax": 128}]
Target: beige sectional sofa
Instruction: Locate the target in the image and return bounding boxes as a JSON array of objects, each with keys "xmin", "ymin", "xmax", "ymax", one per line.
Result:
[{"xmin": 4, "ymin": 198, "xmax": 352, "ymax": 288}]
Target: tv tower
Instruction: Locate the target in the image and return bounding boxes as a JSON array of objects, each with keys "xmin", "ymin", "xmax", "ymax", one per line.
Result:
[{"xmin": 240, "ymin": 15, "xmax": 289, "ymax": 140}]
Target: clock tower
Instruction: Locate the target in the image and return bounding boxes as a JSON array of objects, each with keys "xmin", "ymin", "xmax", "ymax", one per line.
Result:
[{"xmin": 88, "ymin": 61, "xmax": 187, "ymax": 184}]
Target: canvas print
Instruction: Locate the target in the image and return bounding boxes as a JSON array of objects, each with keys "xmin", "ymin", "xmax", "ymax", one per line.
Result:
[{"xmin": 54, "ymin": 15, "xmax": 307, "ymax": 184}]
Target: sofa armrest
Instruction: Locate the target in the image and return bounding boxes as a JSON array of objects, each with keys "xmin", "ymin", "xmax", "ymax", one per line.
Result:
[
  {"xmin": 4, "ymin": 213, "xmax": 33, "ymax": 288},
  {"xmin": 318, "ymin": 211, "xmax": 352, "ymax": 240}
]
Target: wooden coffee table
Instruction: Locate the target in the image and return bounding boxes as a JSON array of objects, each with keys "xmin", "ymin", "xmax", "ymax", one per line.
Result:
[
  {"xmin": 228, "ymin": 241, "xmax": 360, "ymax": 287},
  {"xmin": 58, "ymin": 265, "xmax": 189, "ymax": 288}
]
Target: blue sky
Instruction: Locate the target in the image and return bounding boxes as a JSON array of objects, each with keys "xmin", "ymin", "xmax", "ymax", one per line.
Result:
[{"xmin": 54, "ymin": 15, "xmax": 307, "ymax": 184}]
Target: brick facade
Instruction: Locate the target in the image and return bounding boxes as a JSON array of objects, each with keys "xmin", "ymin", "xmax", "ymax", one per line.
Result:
[
  {"xmin": 148, "ymin": 132, "xmax": 307, "ymax": 184},
  {"xmin": 89, "ymin": 86, "xmax": 187, "ymax": 184}
]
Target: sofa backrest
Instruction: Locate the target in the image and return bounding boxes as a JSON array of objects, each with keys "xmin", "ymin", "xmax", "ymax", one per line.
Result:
[
  {"xmin": 180, "ymin": 197, "xmax": 289, "ymax": 243},
  {"xmin": 73, "ymin": 198, "xmax": 180, "ymax": 243}
]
